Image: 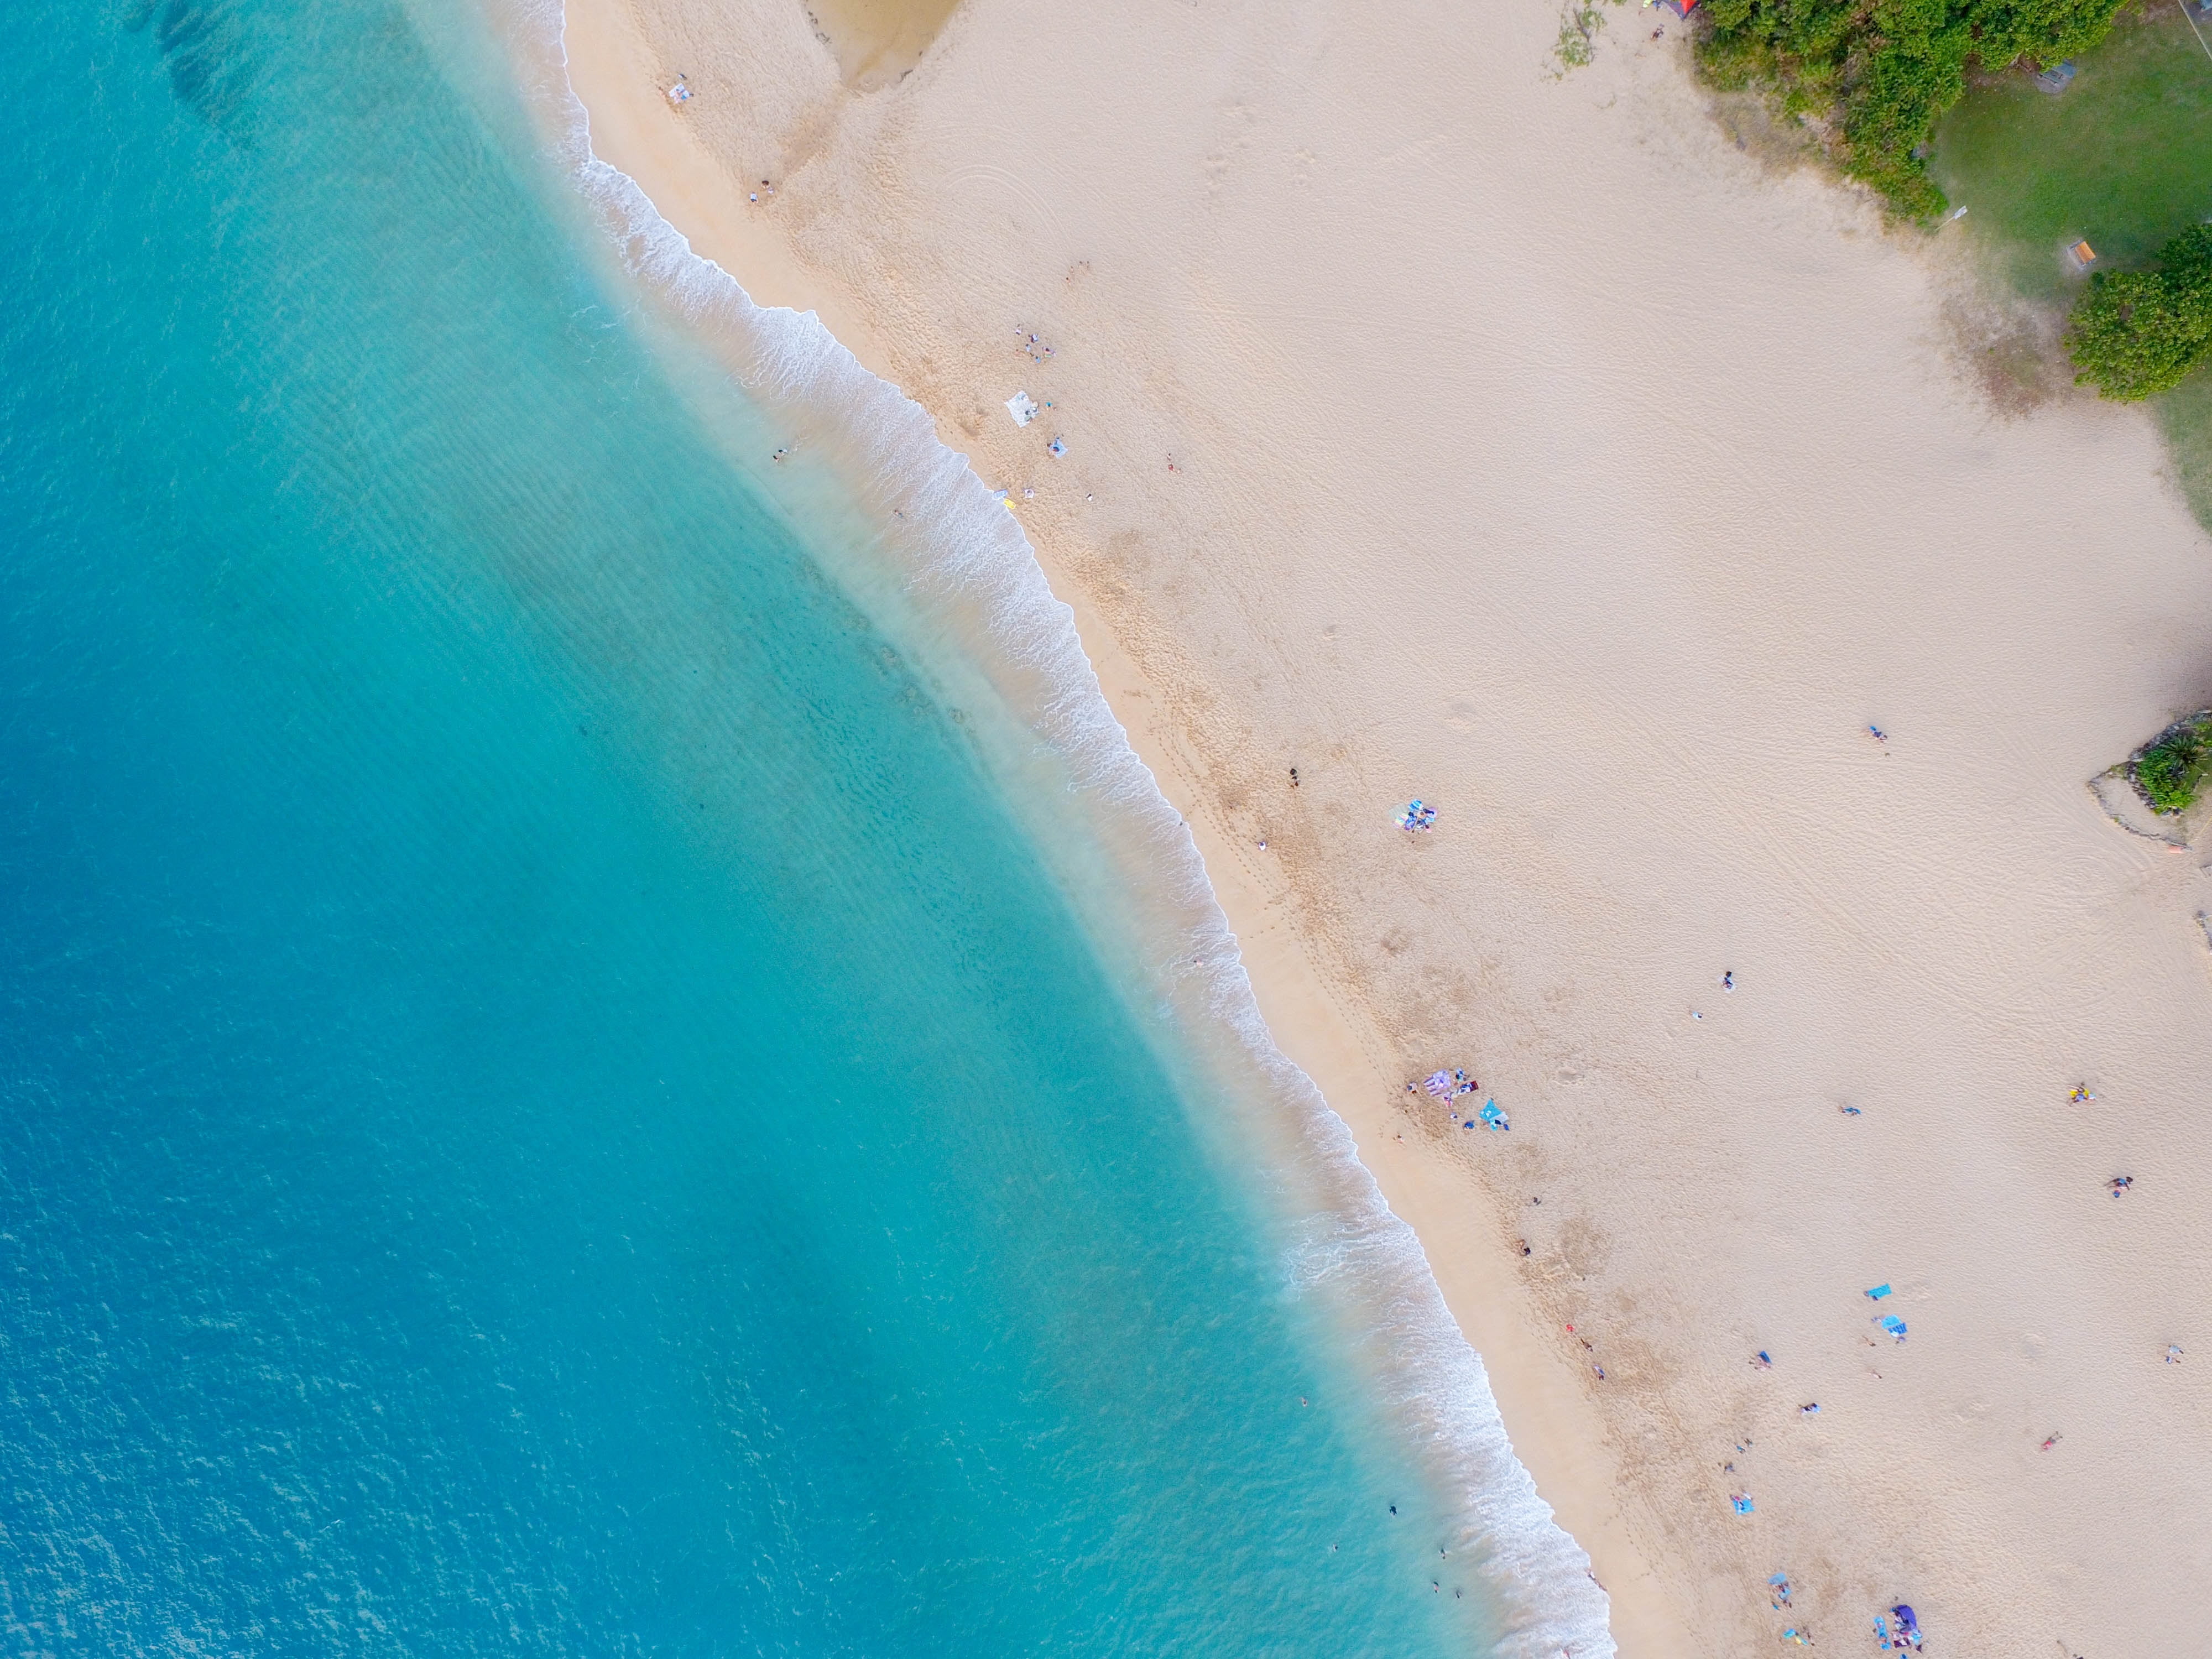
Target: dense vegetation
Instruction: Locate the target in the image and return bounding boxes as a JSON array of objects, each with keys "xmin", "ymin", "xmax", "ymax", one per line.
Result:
[
  {"xmin": 1699, "ymin": 0, "xmax": 2130, "ymax": 218},
  {"xmin": 2132, "ymin": 711, "xmax": 2212, "ymax": 813},
  {"xmin": 2067, "ymin": 226, "xmax": 2212, "ymax": 399}
]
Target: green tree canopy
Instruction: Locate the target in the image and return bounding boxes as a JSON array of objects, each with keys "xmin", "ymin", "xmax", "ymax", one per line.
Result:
[
  {"xmin": 1699, "ymin": 0, "xmax": 2127, "ymax": 218},
  {"xmin": 2066, "ymin": 225, "xmax": 2212, "ymax": 400}
]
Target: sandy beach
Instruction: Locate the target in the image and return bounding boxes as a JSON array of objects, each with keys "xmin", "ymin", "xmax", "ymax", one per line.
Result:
[{"xmin": 556, "ymin": 0, "xmax": 2212, "ymax": 1650}]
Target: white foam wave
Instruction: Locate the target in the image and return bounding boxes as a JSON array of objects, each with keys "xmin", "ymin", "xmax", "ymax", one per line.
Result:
[{"xmin": 514, "ymin": 9, "xmax": 1618, "ymax": 1652}]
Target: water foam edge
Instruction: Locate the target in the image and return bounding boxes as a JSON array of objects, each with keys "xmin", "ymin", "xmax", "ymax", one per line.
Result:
[{"xmin": 517, "ymin": 8, "xmax": 1620, "ymax": 1652}]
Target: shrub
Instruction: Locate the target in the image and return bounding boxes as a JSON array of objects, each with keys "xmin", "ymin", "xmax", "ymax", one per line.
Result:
[
  {"xmin": 2133, "ymin": 713, "xmax": 2212, "ymax": 813},
  {"xmin": 1556, "ymin": 2, "xmax": 1605, "ymax": 70},
  {"xmin": 2066, "ymin": 225, "xmax": 2212, "ymax": 400},
  {"xmin": 1698, "ymin": 0, "xmax": 2128, "ymax": 219}
]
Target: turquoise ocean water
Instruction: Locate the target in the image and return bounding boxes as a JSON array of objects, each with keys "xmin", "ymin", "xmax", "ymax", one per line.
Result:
[{"xmin": 0, "ymin": 2, "xmax": 1609, "ymax": 1653}]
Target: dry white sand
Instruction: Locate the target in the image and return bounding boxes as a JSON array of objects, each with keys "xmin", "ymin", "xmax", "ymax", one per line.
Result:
[{"xmin": 558, "ymin": 0, "xmax": 2212, "ymax": 1649}]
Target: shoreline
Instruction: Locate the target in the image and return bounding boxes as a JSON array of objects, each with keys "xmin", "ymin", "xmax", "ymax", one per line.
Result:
[
  {"xmin": 551, "ymin": 3, "xmax": 1660, "ymax": 1649},
  {"xmin": 547, "ymin": 0, "xmax": 2212, "ymax": 1651}
]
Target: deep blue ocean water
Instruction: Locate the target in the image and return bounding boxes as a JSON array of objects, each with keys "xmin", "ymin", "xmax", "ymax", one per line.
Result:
[{"xmin": 0, "ymin": 2, "xmax": 1507, "ymax": 1652}]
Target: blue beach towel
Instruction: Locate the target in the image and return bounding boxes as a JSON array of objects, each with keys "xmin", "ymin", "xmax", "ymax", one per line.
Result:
[{"xmin": 1866, "ymin": 1284, "xmax": 1892, "ymax": 1300}]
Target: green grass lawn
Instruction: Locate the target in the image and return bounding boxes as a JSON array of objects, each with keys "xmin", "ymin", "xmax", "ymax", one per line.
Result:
[
  {"xmin": 1928, "ymin": 9, "xmax": 2212, "ymax": 523},
  {"xmin": 2158, "ymin": 371, "xmax": 2212, "ymax": 513},
  {"xmin": 1929, "ymin": 11, "xmax": 2212, "ymax": 301}
]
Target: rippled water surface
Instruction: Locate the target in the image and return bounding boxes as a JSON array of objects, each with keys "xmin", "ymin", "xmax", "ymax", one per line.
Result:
[{"xmin": 0, "ymin": 1, "xmax": 1543, "ymax": 1652}]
